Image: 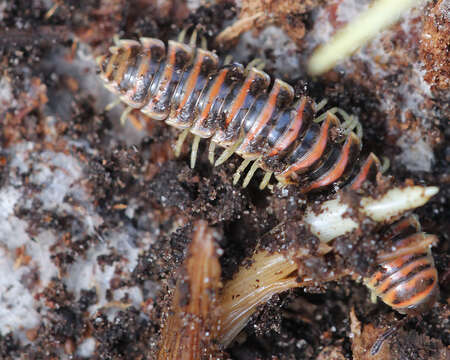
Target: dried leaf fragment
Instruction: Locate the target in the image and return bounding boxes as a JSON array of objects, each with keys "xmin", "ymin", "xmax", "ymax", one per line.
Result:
[
  {"xmin": 157, "ymin": 220, "xmax": 223, "ymax": 360},
  {"xmin": 216, "ymin": 0, "xmax": 320, "ymax": 45},
  {"xmin": 350, "ymin": 307, "xmax": 391, "ymax": 360},
  {"xmin": 217, "ymin": 242, "xmax": 334, "ymax": 347}
]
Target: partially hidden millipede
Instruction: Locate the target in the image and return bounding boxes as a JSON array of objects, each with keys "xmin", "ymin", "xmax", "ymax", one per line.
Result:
[
  {"xmin": 366, "ymin": 215, "xmax": 439, "ymax": 315},
  {"xmin": 96, "ymin": 34, "xmax": 440, "ymax": 316},
  {"xmin": 97, "ymin": 34, "xmax": 382, "ymax": 192}
]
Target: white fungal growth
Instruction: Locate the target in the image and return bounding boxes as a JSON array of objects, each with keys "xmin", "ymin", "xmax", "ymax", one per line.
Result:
[
  {"xmin": 304, "ymin": 197, "xmax": 358, "ymax": 243},
  {"xmin": 305, "ymin": 186, "xmax": 439, "ymax": 242}
]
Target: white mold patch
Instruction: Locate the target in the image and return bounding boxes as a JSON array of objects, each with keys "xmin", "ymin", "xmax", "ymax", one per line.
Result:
[
  {"xmin": 0, "ymin": 185, "xmax": 58, "ymax": 336},
  {"xmin": 0, "ymin": 247, "xmax": 40, "ymax": 336},
  {"xmin": 396, "ymin": 130, "xmax": 435, "ymax": 172},
  {"xmin": 64, "ymin": 241, "xmax": 116, "ymax": 310},
  {"xmin": 232, "ymin": 26, "xmax": 301, "ymax": 78},
  {"xmin": 0, "ymin": 76, "xmax": 17, "ymax": 113},
  {"xmin": 0, "ymin": 142, "xmax": 105, "ymax": 339},
  {"xmin": 76, "ymin": 337, "xmax": 97, "ymax": 358}
]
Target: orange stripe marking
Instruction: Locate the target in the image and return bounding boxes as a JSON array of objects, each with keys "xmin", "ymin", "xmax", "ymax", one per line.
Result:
[
  {"xmin": 176, "ymin": 51, "xmax": 206, "ymax": 113},
  {"xmin": 105, "ymin": 52, "xmax": 119, "ymax": 80},
  {"xmin": 377, "ymin": 235, "xmax": 437, "ymax": 263},
  {"xmin": 196, "ymin": 69, "xmax": 229, "ymax": 124},
  {"xmin": 368, "ymin": 271, "xmax": 384, "ymax": 287},
  {"xmin": 350, "ymin": 153, "xmax": 380, "ymax": 190},
  {"xmin": 302, "ymin": 132, "xmax": 357, "ymax": 192},
  {"xmin": 380, "ymin": 217, "xmax": 421, "ymax": 244},
  {"xmin": 377, "ymin": 258, "xmax": 430, "ymax": 293},
  {"xmin": 269, "ymin": 97, "xmax": 307, "ymax": 156},
  {"xmin": 114, "ymin": 47, "xmax": 132, "ymax": 86},
  {"xmin": 382, "ymin": 252, "xmax": 412, "ymax": 271},
  {"xmin": 386, "ymin": 268, "xmax": 437, "ymax": 308},
  {"xmin": 239, "ymin": 79, "xmax": 287, "ymax": 152},
  {"xmin": 278, "ymin": 116, "xmax": 332, "ymax": 178},
  {"xmin": 152, "ymin": 44, "xmax": 176, "ymax": 103},
  {"xmin": 224, "ymin": 71, "xmax": 258, "ymax": 127},
  {"xmin": 134, "ymin": 51, "xmax": 150, "ymax": 85}
]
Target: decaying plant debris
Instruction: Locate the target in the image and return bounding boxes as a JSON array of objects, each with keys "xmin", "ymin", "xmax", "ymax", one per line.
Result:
[
  {"xmin": 216, "ymin": 0, "xmax": 321, "ymax": 45},
  {"xmin": 157, "ymin": 220, "xmax": 223, "ymax": 359},
  {"xmin": 0, "ymin": 0, "xmax": 448, "ymax": 359}
]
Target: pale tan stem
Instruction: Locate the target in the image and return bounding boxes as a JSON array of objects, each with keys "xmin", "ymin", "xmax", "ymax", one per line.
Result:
[
  {"xmin": 218, "ymin": 243, "xmax": 334, "ymax": 347},
  {"xmin": 216, "ymin": 12, "xmax": 267, "ymax": 43}
]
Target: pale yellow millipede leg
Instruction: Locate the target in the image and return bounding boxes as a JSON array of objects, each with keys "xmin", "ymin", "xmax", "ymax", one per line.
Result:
[
  {"xmin": 189, "ymin": 29, "xmax": 198, "ymax": 47},
  {"xmin": 313, "ymin": 106, "xmax": 363, "ymax": 141},
  {"xmin": 190, "ymin": 135, "xmax": 201, "ymax": 169},
  {"xmin": 256, "ymin": 61, "xmax": 266, "ymax": 70},
  {"xmin": 208, "ymin": 141, "xmax": 216, "ymax": 164},
  {"xmin": 108, "ymin": 45, "xmax": 119, "ymax": 54},
  {"xmin": 335, "ymin": 108, "xmax": 354, "ymax": 134},
  {"xmin": 175, "ymin": 129, "xmax": 190, "ymax": 157},
  {"xmin": 245, "ymin": 58, "xmax": 264, "ymax": 73},
  {"xmin": 215, "ymin": 136, "xmax": 244, "ymax": 167},
  {"xmin": 380, "ymin": 156, "xmax": 390, "ymax": 174},
  {"xmin": 242, "ymin": 159, "xmax": 261, "ymax": 188},
  {"xmin": 355, "ymin": 121, "xmax": 363, "ymax": 139},
  {"xmin": 333, "ymin": 108, "xmax": 363, "ymax": 140},
  {"xmin": 120, "ymin": 106, "xmax": 134, "ymax": 126},
  {"xmin": 113, "ymin": 34, "xmax": 120, "ymax": 46},
  {"xmin": 178, "ymin": 28, "xmax": 188, "ymax": 43},
  {"xmin": 105, "ymin": 98, "xmax": 121, "ymax": 111},
  {"xmin": 215, "ymin": 147, "xmax": 236, "ymax": 167},
  {"xmin": 233, "ymin": 159, "xmax": 251, "ymax": 185},
  {"xmin": 338, "ymin": 109, "xmax": 363, "ymax": 139},
  {"xmin": 315, "ymin": 98, "xmax": 328, "ymax": 112},
  {"xmin": 276, "ymin": 178, "xmax": 289, "ymax": 189},
  {"xmin": 313, "ymin": 107, "xmax": 338, "ymax": 123},
  {"xmin": 200, "ymin": 36, "xmax": 208, "ymax": 50},
  {"xmin": 224, "ymin": 55, "xmax": 233, "ymax": 65},
  {"xmin": 259, "ymin": 171, "xmax": 273, "ymax": 190},
  {"xmin": 95, "ymin": 55, "xmax": 105, "ymax": 66}
]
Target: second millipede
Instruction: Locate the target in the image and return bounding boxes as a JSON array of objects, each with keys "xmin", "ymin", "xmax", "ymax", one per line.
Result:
[
  {"xmin": 97, "ymin": 35, "xmax": 382, "ymax": 192},
  {"xmin": 365, "ymin": 215, "xmax": 439, "ymax": 315}
]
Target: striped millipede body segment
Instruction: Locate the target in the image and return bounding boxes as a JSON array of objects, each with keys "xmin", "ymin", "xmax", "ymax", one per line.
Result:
[
  {"xmin": 97, "ymin": 37, "xmax": 381, "ymax": 192},
  {"xmin": 365, "ymin": 216, "xmax": 439, "ymax": 315}
]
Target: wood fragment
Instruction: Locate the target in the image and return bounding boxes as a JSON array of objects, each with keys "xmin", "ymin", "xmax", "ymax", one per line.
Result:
[
  {"xmin": 217, "ymin": 242, "xmax": 337, "ymax": 346},
  {"xmin": 157, "ymin": 220, "xmax": 224, "ymax": 360}
]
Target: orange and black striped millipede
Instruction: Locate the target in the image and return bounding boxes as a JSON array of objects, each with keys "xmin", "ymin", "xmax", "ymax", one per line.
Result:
[
  {"xmin": 97, "ymin": 35, "xmax": 382, "ymax": 192},
  {"xmin": 365, "ymin": 215, "xmax": 439, "ymax": 315}
]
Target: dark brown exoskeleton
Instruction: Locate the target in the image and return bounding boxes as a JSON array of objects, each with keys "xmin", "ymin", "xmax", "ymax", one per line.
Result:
[
  {"xmin": 97, "ymin": 37, "xmax": 381, "ymax": 192},
  {"xmin": 366, "ymin": 215, "xmax": 439, "ymax": 315}
]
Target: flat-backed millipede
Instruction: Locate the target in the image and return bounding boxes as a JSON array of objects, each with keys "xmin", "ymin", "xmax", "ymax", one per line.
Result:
[
  {"xmin": 365, "ymin": 215, "xmax": 439, "ymax": 315},
  {"xmin": 97, "ymin": 34, "xmax": 382, "ymax": 192}
]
